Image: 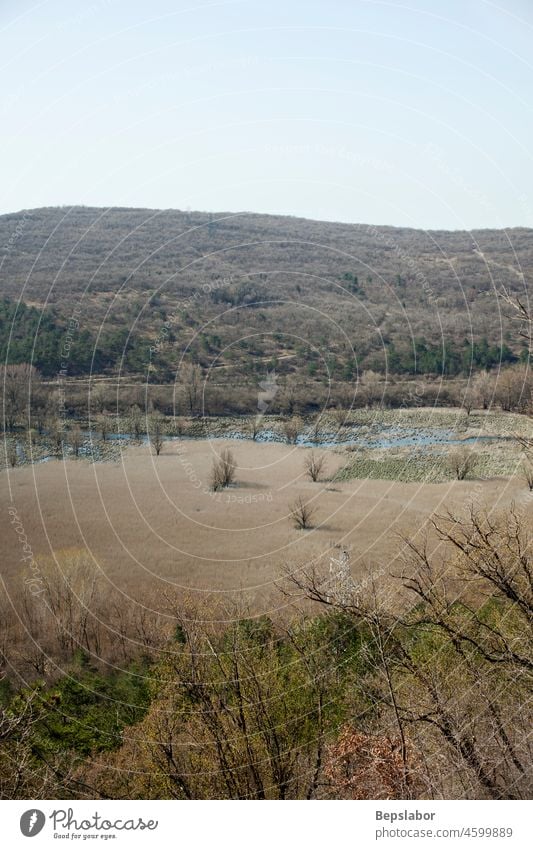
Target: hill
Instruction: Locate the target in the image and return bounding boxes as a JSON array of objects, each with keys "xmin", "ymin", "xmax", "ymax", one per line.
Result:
[{"xmin": 0, "ymin": 206, "xmax": 530, "ymax": 387}]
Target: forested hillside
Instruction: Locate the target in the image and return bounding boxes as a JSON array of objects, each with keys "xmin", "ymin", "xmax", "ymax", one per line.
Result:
[{"xmin": 0, "ymin": 207, "xmax": 530, "ymax": 385}]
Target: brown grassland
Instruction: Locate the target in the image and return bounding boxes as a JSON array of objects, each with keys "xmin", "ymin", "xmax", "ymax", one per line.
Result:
[{"xmin": 2, "ymin": 435, "xmax": 528, "ymax": 609}]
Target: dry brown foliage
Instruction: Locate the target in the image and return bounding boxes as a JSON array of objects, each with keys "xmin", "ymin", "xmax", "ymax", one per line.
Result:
[
  {"xmin": 210, "ymin": 447, "xmax": 236, "ymax": 490},
  {"xmin": 324, "ymin": 727, "xmax": 423, "ymax": 799}
]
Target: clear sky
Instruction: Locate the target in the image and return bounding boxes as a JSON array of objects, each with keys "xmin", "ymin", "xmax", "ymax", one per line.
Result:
[{"xmin": 2, "ymin": 0, "xmax": 533, "ymax": 229}]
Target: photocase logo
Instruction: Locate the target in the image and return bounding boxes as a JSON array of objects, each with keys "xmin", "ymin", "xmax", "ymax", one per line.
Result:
[{"xmin": 20, "ymin": 809, "xmax": 46, "ymax": 837}]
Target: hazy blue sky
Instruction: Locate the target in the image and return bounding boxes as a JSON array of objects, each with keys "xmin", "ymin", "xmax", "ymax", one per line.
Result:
[{"xmin": 2, "ymin": 0, "xmax": 533, "ymax": 228}]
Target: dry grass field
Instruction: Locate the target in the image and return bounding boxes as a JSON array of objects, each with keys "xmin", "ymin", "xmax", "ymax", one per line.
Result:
[{"xmin": 2, "ymin": 437, "xmax": 528, "ymax": 616}]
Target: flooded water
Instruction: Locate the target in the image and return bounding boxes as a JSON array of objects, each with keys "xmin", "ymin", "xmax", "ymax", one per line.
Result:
[
  {"xmin": 12, "ymin": 423, "xmax": 506, "ymax": 466},
  {"xmin": 91, "ymin": 424, "xmax": 507, "ymax": 450},
  {"xmin": 217, "ymin": 426, "xmax": 505, "ymax": 450}
]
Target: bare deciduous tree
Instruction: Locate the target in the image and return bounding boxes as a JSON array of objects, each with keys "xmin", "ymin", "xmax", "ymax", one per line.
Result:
[
  {"xmin": 310, "ymin": 414, "xmax": 324, "ymax": 444},
  {"xmin": 282, "ymin": 415, "xmax": 303, "ymax": 444},
  {"xmin": 95, "ymin": 414, "xmax": 110, "ymax": 442},
  {"xmin": 358, "ymin": 370, "xmax": 382, "ymax": 408},
  {"xmin": 494, "ymin": 365, "xmax": 530, "ymax": 413},
  {"xmin": 129, "ymin": 404, "xmax": 144, "ymax": 440},
  {"xmin": 149, "ymin": 413, "xmax": 165, "ymax": 456},
  {"xmin": 473, "ymin": 370, "xmax": 493, "ymax": 411},
  {"xmin": 446, "ymin": 445, "xmax": 476, "ymax": 480},
  {"xmin": 247, "ymin": 416, "xmax": 262, "ymax": 441},
  {"xmin": 461, "ymin": 385, "xmax": 476, "ymax": 415},
  {"xmin": 7, "ymin": 442, "xmax": 18, "ymax": 467},
  {"xmin": 48, "ymin": 418, "xmax": 65, "ymax": 455},
  {"xmin": 210, "ymin": 448, "xmax": 236, "ymax": 491},
  {"xmin": 281, "ymin": 376, "xmax": 300, "ymax": 416},
  {"xmin": 304, "ymin": 451, "xmax": 326, "ymax": 482},
  {"xmin": 69, "ymin": 424, "xmax": 83, "ymax": 457},
  {"xmin": 181, "ymin": 363, "xmax": 202, "ymax": 417},
  {"xmin": 173, "ymin": 415, "xmax": 187, "ymax": 437},
  {"xmin": 289, "ymin": 496, "xmax": 316, "ymax": 530}
]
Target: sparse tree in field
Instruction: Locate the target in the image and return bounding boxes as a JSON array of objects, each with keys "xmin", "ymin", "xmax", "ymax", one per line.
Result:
[
  {"xmin": 96, "ymin": 414, "xmax": 110, "ymax": 442},
  {"xmin": 522, "ymin": 460, "xmax": 533, "ymax": 491},
  {"xmin": 311, "ymin": 414, "xmax": 324, "ymax": 444},
  {"xmin": 181, "ymin": 363, "xmax": 202, "ymax": 417},
  {"xmin": 69, "ymin": 424, "xmax": 83, "ymax": 457},
  {"xmin": 247, "ymin": 416, "xmax": 262, "ymax": 441},
  {"xmin": 129, "ymin": 404, "xmax": 144, "ymax": 441},
  {"xmin": 48, "ymin": 418, "xmax": 65, "ymax": 455},
  {"xmin": 304, "ymin": 451, "xmax": 326, "ymax": 482},
  {"xmin": 289, "ymin": 496, "xmax": 316, "ymax": 530},
  {"xmin": 7, "ymin": 442, "xmax": 18, "ymax": 467},
  {"xmin": 282, "ymin": 415, "xmax": 303, "ymax": 444},
  {"xmin": 473, "ymin": 370, "xmax": 493, "ymax": 411},
  {"xmin": 173, "ymin": 415, "xmax": 187, "ymax": 437},
  {"xmin": 446, "ymin": 445, "xmax": 476, "ymax": 480},
  {"xmin": 461, "ymin": 384, "xmax": 476, "ymax": 415},
  {"xmin": 149, "ymin": 414, "xmax": 165, "ymax": 456},
  {"xmin": 210, "ymin": 448, "xmax": 236, "ymax": 491}
]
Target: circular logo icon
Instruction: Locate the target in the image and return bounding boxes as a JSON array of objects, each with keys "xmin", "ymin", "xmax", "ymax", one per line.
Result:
[{"xmin": 20, "ymin": 810, "xmax": 46, "ymax": 837}]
